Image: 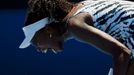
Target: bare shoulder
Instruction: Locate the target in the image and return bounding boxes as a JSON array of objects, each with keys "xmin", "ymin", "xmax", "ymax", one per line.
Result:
[{"xmin": 67, "ymin": 12, "xmax": 93, "ymax": 27}]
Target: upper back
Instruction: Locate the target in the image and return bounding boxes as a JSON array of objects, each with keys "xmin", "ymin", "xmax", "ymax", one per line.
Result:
[{"xmin": 73, "ymin": 0, "xmax": 134, "ymax": 31}]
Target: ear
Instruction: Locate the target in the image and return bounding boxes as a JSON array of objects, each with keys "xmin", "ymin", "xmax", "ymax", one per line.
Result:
[{"xmin": 49, "ymin": 21, "xmax": 68, "ymax": 36}]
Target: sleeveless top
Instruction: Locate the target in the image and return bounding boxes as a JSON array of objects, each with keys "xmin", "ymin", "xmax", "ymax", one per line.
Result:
[{"xmin": 73, "ymin": 0, "xmax": 134, "ymax": 57}]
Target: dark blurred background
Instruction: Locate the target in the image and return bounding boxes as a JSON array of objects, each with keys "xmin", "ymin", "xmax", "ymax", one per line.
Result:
[
  {"xmin": 0, "ymin": 0, "xmax": 112, "ymax": 75},
  {"xmin": 0, "ymin": 0, "xmax": 28, "ymax": 9}
]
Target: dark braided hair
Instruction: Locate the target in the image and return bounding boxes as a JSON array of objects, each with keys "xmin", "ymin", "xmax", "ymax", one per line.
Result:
[{"xmin": 25, "ymin": 0, "xmax": 74, "ymax": 26}]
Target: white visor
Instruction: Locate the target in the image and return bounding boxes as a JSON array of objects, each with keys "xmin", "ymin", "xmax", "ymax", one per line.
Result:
[{"xmin": 19, "ymin": 17, "xmax": 51, "ymax": 48}]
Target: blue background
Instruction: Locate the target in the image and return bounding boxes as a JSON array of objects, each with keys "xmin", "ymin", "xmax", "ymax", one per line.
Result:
[{"xmin": 0, "ymin": 9, "xmax": 112, "ymax": 75}]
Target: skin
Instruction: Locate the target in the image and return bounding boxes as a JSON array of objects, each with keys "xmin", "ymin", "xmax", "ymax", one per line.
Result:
[
  {"xmin": 31, "ymin": 1, "xmax": 134, "ymax": 75},
  {"xmin": 31, "ymin": 25, "xmax": 65, "ymax": 53},
  {"xmin": 127, "ymin": 59, "xmax": 134, "ymax": 75},
  {"xmin": 66, "ymin": 12, "xmax": 131, "ymax": 75}
]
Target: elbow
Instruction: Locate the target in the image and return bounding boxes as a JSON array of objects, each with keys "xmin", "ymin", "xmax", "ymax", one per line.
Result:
[{"xmin": 112, "ymin": 46, "xmax": 131, "ymax": 61}]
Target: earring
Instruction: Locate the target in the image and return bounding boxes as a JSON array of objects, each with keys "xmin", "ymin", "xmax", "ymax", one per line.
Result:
[{"xmin": 49, "ymin": 34, "xmax": 52, "ymax": 38}]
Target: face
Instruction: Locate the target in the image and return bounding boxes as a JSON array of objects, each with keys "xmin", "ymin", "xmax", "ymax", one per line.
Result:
[{"xmin": 31, "ymin": 22, "xmax": 65, "ymax": 53}]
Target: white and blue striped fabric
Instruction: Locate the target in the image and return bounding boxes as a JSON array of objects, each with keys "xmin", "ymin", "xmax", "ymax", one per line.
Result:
[{"xmin": 74, "ymin": 0, "xmax": 134, "ymax": 58}]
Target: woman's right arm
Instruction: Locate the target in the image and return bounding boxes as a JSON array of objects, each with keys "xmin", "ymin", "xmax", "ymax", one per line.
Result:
[{"xmin": 67, "ymin": 12, "xmax": 131, "ymax": 75}]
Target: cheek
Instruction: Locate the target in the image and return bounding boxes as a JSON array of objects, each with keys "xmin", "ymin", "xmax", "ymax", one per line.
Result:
[{"xmin": 31, "ymin": 35, "xmax": 50, "ymax": 47}]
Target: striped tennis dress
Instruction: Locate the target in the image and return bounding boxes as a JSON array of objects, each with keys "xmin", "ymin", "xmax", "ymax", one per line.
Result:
[{"xmin": 74, "ymin": 0, "xmax": 134, "ymax": 58}]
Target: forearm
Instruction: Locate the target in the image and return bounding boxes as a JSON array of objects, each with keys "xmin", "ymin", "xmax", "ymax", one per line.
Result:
[
  {"xmin": 69, "ymin": 22, "xmax": 131, "ymax": 75},
  {"xmin": 113, "ymin": 51, "xmax": 130, "ymax": 75},
  {"xmin": 69, "ymin": 23, "xmax": 131, "ymax": 56}
]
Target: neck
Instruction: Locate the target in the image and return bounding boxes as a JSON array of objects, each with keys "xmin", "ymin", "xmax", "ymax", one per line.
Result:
[
  {"xmin": 63, "ymin": 28, "xmax": 73, "ymax": 42},
  {"xmin": 55, "ymin": 1, "xmax": 74, "ymax": 21}
]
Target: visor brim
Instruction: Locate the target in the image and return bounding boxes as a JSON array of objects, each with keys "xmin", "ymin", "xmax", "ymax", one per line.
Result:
[{"xmin": 19, "ymin": 17, "xmax": 49, "ymax": 48}]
